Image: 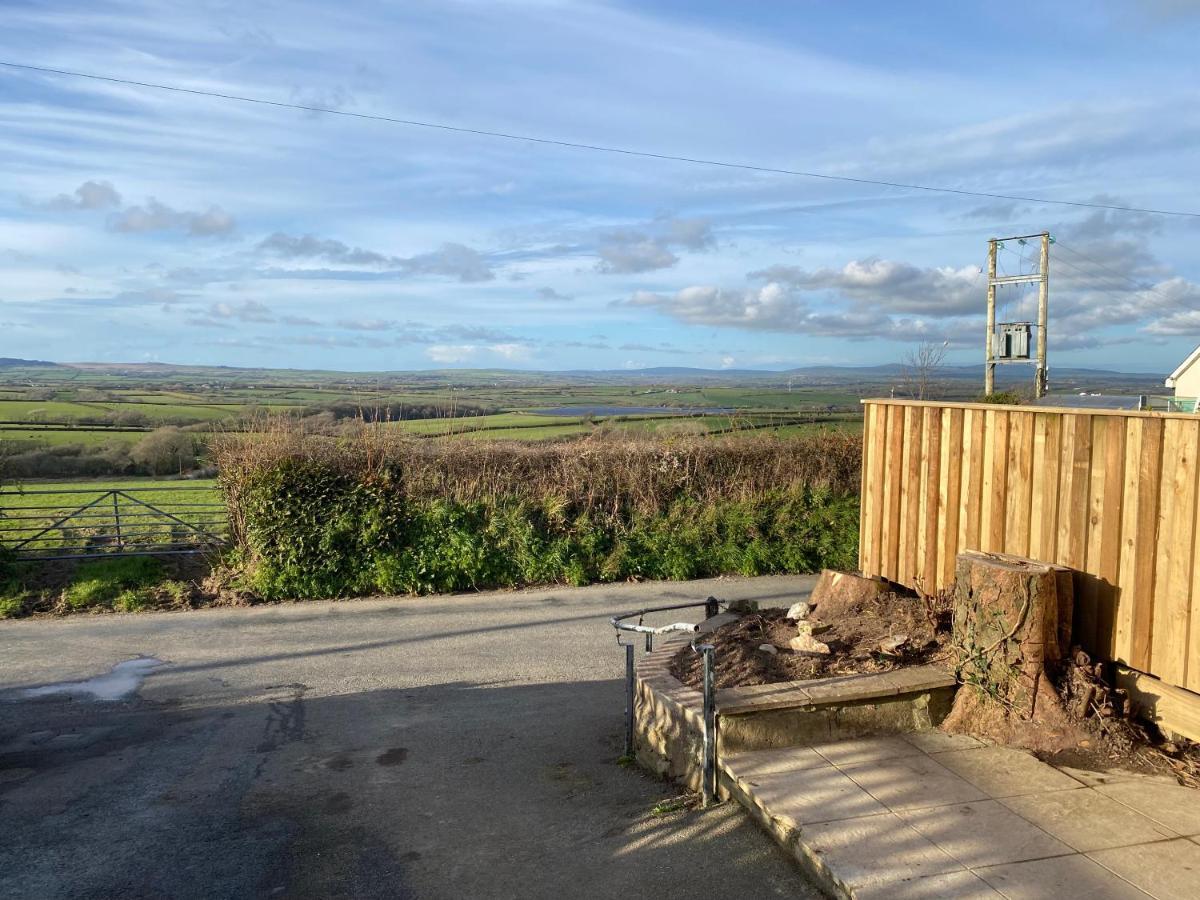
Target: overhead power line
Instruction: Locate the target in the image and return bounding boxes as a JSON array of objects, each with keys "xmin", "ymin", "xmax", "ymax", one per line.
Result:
[
  {"xmin": 4, "ymin": 59, "xmax": 1200, "ymax": 220},
  {"xmin": 1052, "ymin": 240, "xmax": 1170, "ymax": 296}
]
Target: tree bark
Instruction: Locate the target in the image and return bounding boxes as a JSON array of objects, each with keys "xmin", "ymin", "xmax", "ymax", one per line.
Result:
[{"xmin": 942, "ymin": 551, "xmax": 1086, "ymax": 752}]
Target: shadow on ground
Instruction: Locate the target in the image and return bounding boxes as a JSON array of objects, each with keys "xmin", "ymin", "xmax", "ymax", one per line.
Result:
[{"xmin": 0, "ymin": 679, "xmax": 814, "ymax": 899}]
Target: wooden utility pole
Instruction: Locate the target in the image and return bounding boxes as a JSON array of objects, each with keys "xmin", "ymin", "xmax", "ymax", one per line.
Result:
[
  {"xmin": 984, "ymin": 231, "xmax": 1050, "ymax": 399},
  {"xmin": 1036, "ymin": 232, "xmax": 1049, "ymax": 399},
  {"xmin": 985, "ymin": 240, "xmax": 998, "ymax": 396}
]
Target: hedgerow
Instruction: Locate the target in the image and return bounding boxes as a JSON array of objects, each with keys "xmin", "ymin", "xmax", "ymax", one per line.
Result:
[{"xmin": 213, "ymin": 426, "xmax": 861, "ymax": 599}]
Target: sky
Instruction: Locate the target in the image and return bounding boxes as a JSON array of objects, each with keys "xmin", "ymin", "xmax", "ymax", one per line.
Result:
[{"xmin": 2, "ymin": 0, "xmax": 1200, "ymax": 374}]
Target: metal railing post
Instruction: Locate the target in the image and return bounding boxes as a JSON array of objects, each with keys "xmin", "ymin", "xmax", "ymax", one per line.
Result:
[
  {"xmin": 111, "ymin": 492, "xmax": 123, "ymax": 548},
  {"xmin": 624, "ymin": 641, "xmax": 636, "ymax": 758},
  {"xmin": 699, "ymin": 642, "xmax": 717, "ymax": 807}
]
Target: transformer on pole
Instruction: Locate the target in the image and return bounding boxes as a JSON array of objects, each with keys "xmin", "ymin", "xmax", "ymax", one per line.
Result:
[{"xmin": 984, "ymin": 231, "xmax": 1050, "ymax": 399}]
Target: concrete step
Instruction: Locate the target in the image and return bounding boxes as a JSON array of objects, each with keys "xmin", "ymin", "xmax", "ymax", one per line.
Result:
[{"xmin": 720, "ymin": 733, "xmax": 1198, "ymax": 899}]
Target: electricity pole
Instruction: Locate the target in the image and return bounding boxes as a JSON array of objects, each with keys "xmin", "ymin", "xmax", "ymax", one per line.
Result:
[
  {"xmin": 985, "ymin": 240, "xmax": 997, "ymax": 396},
  {"xmin": 984, "ymin": 231, "xmax": 1050, "ymax": 399},
  {"xmin": 1036, "ymin": 233, "xmax": 1049, "ymax": 398}
]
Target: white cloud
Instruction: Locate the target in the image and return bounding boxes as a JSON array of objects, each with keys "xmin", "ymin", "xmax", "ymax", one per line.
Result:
[
  {"xmin": 426, "ymin": 344, "xmax": 477, "ymax": 363},
  {"xmin": 208, "ymin": 299, "xmax": 274, "ymax": 322},
  {"xmin": 401, "ymin": 242, "xmax": 494, "ymax": 282},
  {"xmin": 749, "ymin": 259, "xmax": 982, "ymax": 315},
  {"xmin": 595, "ymin": 216, "xmax": 715, "ymax": 274},
  {"xmin": 258, "ymin": 232, "xmax": 395, "ymax": 267},
  {"xmin": 490, "ymin": 342, "xmax": 530, "ymax": 360},
  {"xmin": 258, "ymin": 234, "xmax": 494, "ymax": 281},
  {"xmin": 109, "ymin": 198, "xmax": 236, "ymax": 236},
  {"xmin": 46, "ymin": 180, "xmax": 122, "ymax": 211}
]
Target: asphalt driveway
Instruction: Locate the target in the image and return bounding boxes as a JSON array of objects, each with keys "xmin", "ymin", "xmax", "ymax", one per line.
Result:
[{"xmin": 0, "ymin": 574, "xmax": 820, "ymax": 900}]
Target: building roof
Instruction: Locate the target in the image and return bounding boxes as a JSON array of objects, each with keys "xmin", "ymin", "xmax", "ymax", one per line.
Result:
[{"xmin": 1167, "ymin": 343, "xmax": 1200, "ymax": 388}]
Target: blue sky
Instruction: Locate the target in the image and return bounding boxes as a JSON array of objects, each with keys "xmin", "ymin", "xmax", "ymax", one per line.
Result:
[{"xmin": 2, "ymin": 0, "xmax": 1199, "ymax": 374}]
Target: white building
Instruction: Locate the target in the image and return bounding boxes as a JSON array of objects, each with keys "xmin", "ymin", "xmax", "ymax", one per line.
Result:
[{"xmin": 1166, "ymin": 344, "xmax": 1200, "ymax": 409}]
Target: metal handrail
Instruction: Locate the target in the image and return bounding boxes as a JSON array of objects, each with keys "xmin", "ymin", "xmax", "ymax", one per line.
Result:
[{"xmin": 611, "ymin": 596, "xmax": 724, "ymax": 807}]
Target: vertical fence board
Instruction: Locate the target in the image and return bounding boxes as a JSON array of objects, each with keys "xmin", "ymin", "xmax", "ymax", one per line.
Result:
[
  {"xmin": 915, "ymin": 409, "xmax": 931, "ymax": 593},
  {"xmin": 867, "ymin": 403, "xmax": 887, "ymax": 574},
  {"xmin": 884, "ymin": 405, "xmax": 904, "ymax": 581},
  {"xmin": 1055, "ymin": 415, "xmax": 1079, "ymax": 570},
  {"xmin": 1116, "ymin": 418, "xmax": 1144, "ymax": 664},
  {"xmin": 1076, "ymin": 417, "xmax": 1109, "ymax": 653},
  {"xmin": 1190, "ymin": 465, "xmax": 1200, "ymax": 691},
  {"xmin": 940, "ymin": 407, "xmax": 964, "ymax": 590},
  {"xmin": 962, "ymin": 409, "xmax": 985, "ymax": 552},
  {"xmin": 901, "ymin": 406, "xmax": 922, "ymax": 586},
  {"xmin": 859, "ymin": 400, "xmax": 1196, "ymax": 694},
  {"xmin": 859, "ymin": 404, "xmax": 877, "ymax": 575},
  {"xmin": 859, "ymin": 401, "xmax": 873, "ymax": 575},
  {"xmin": 1190, "ymin": 475, "xmax": 1200, "ymax": 696},
  {"xmin": 896, "ymin": 406, "xmax": 913, "ymax": 586},
  {"xmin": 1030, "ymin": 414, "xmax": 1062, "ymax": 562},
  {"xmin": 986, "ymin": 411, "xmax": 1011, "ymax": 553},
  {"xmin": 1096, "ymin": 418, "xmax": 1127, "ymax": 659},
  {"xmin": 1153, "ymin": 420, "xmax": 1199, "ymax": 686},
  {"xmin": 1063, "ymin": 415, "xmax": 1093, "ymax": 574},
  {"xmin": 921, "ymin": 408, "xmax": 942, "ymax": 597},
  {"xmin": 1131, "ymin": 418, "xmax": 1164, "ymax": 671},
  {"xmin": 1005, "ymin": 411, "xmax": 1034, "ymax": 558}
]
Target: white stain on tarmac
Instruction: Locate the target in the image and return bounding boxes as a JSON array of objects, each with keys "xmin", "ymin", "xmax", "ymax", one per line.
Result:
[{"xmin": 23, "ymin": 657, "xmax": 166, "ymax": 701}]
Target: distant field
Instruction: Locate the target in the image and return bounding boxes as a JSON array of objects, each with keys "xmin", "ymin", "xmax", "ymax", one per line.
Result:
[
  {"xmin": 0, "ymin": 398, "xmax": 235, "ymax": 423},
  {"xmin": 0, "ymin": 428, "xmax": 146, "ymax": 447},
  {"xmin": 0, "ymin": 478, "xmax": 223, "ymax": 555},
  {"xmin": 1, "ymin": 476, "xmax": 219, "ymax": 501},
  {"xmin": 0, "ymin": 376, "xmax": 868, "ymax": 473}
]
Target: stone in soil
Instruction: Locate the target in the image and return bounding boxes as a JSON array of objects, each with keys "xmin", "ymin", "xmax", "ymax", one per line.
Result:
[{"xmin": 669, "ymin": 590, "xmax": 946, "ymax": 691}]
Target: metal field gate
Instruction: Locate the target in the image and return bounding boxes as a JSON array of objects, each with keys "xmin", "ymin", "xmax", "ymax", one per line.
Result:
[{"xmin": 0, "ymin": 485, "xmax": 228, "ymax": 561}]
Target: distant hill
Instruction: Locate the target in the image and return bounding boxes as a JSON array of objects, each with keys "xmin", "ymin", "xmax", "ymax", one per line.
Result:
[
  {"xmin": 0, "ymin": 358, "xmax": 1164, "ymax": 394},
  {"xmin": 0, "ymin": 357, "xmax": 60, "ymax": 368}
]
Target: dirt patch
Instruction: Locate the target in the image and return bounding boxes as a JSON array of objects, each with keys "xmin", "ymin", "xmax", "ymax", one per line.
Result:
[
  {"xmin": 670, "ymin": 591, "xmax": 949, "ymax": 690},
  {"xmin": 1042, "ymin": 648, "xmax": 1200, "ymax": 786}
]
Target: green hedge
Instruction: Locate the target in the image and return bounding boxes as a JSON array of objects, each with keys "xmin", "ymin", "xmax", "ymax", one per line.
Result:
[{"xmin": 234, "ymin": 457, "xmax": 859, "ymax": 599}]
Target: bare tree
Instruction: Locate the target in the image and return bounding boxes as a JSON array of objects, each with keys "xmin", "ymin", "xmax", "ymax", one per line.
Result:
[
  {"xmin": 900, "ymin": 340, "xmax": 949, "ymax": 400},
  {"xmin": 132, "ymin": 427, "xmax": 197, "ymax": 476}
]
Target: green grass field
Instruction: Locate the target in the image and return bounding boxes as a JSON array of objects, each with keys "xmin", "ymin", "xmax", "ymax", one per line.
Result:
[
  {"xmin": 0, "ymin": 375, "xmax": 867, "ymax": 471},
  {"xmin": 0, "ymin": 428, "xmax": 147, "ymax": 447},
  {"xmin": 0, "ymin": 478, "xmax": 223, "ymax": 555}
]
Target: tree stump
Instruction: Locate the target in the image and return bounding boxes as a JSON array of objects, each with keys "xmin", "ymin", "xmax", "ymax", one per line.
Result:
[
  {"xmin": 808, "ymin": 569, "xmax": 888, "ymax": 622},
  {"xmin": 942, "ymin": 551, "xmax": 1086, "ymax": 752}
]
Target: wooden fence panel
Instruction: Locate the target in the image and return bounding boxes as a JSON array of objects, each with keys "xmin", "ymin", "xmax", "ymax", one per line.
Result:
[{"xmin": 859, "ymin": 399, "xmax": 1200, "ymax": 694}]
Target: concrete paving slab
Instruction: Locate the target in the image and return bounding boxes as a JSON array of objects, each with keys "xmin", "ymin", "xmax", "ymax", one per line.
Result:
[
  {"xmin": 900, "ymin": 730, "xmax": 984, "ymax": 754},
  {"xmin": 934, "ymin": 745, "xmax": 1083, "ymax": 798},
  {"xmin": 799, "ymin": 672, "xmax": 902, "ymax": 706},
  {"xmin": 721, "ymin": 745, "xmax": 827, "ymax": 778},
  {"xmin": 1096, "ymin": 780, "xmax": 1200, "ymax": 836},
  {"xmin": 1089, "ymin": 837, "xmax": 1200, "ymax": 900},
  {"xmin": 809, "ymin": 734, "xmax": 924, "ymax": 768},
  {"xmin": 840, "ymin": 752, "xmax": 987, "ymax": 811},
  {"xmin": 731, "ymin": 761, "xmax": 889, "ymax": 826},
  {"xmin": 1001, "ymin": 787, "xmax": 1179, "ymax": 852},
  {"xmin": 799, "ymin": 811, "xmax": 964, "ymax": 891},
  {"xmin": 975, "ymin": 854, "xmax": 1153, "ymax": 899},
  {"xmin": 1052, "ymin": 764, "xmax": 1150, "ymax": 788},
  {"xmin": 854, "ymin": 869, "xmax": 1003, "ymax": 899},
  {"xmin": 717, "ymin": 682, "xmax": 812, "ymax": 714},
  {"xmin": 897, "ymin": 799, "xmax": 1075, "ymax": 867}
]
